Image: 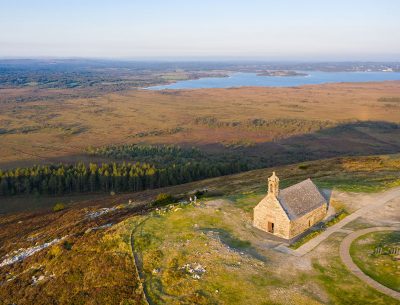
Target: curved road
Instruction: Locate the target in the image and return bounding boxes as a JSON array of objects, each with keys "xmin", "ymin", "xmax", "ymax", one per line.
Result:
[
  {"xmin": 293, "ymin": 186, "xmax": 400, "ymax": 256},
  {"xmin": 339, "ymin": 227, "xmax": 400, "ymax": 301}
]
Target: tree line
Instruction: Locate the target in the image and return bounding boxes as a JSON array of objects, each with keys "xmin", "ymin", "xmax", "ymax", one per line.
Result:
[
  {"xmin": 0, "ymin": 159, "xmax": 248, "ymax": 196},
  {"xmin": 86, "ymin": 144, "xmax": 204, "ymax": 165}
]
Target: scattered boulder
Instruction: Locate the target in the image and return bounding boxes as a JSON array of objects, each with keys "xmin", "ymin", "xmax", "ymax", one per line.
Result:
[
  {"xmin": 181, "ymin": 262, "xmax": 206, "ymax": 279},
  {"xmin": 86, "ymin": 207, "xmax": 117, "ymax": 219},
  {"xmin": 0, "ymin": 236, "xmax": 67, "ymax": 268}
]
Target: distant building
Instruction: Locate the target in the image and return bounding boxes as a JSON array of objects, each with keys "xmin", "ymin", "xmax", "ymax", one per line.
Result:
[{"xmin": 253, "ymin": 172, "xmax": 327, "ymax": 239}]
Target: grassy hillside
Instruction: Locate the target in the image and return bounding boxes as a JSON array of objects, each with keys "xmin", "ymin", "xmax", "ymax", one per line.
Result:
[
  {"xmin": 1, "ymin": 154, "xmax": 400, "ymax": 304},
  {"xmin": 0, "ymin": 154, "xmax": 400, "ymax": 213},
  {"xmin": 1, "ymin": 153, "xmax": 400, "ymax": 214},
  {"xmin": 127, "ymin": 202, "xmax": 397, "ymax": 305}
]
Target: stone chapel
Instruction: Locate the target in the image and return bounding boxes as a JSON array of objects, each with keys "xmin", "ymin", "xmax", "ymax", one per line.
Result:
[{"xmin": 253, "ymin": 172, "xmax": 327, "ymax": 239}]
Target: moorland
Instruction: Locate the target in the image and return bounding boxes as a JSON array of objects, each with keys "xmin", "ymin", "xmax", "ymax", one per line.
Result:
[
  {"xmin": 1, "ymin": 71, "xmax": 400, "ymax": 200},
  {"xmin": 1, "ymin": 60, "xmax": 399, "ymax": 168},
  {"xmin": 0, "ymin": 60, "xmax": 400, "ymax": 304}
]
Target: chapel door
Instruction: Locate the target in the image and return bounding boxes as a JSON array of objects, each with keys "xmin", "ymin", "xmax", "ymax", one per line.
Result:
[{"xmin": 268, "ymin": 222, "xmax": 274, "ymax": 233}]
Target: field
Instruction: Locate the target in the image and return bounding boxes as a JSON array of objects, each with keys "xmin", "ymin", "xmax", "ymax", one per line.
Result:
[
  {"xmin": 350, "ymin": 231, "xmax": 400, "ymax": 292},
  {"xmin": 1, "ymin": 154, "xmax": 400, "ymax": 304},
  {"xmin": 1, "ymin": 81, "xmax": 400, "ymax": 169}
]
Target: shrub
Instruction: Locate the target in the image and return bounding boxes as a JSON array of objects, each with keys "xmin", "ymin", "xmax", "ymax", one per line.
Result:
[
  {"xmin": 325, "ymin": 209, "xmax": 348, "ymax": 226},
  {"xmin": 194, "ymin": 189, "xmax": 207, "ymax": 198},
  {"xmin": 53, "ymin": 202, "xmax": 65, "ymax": 212},
  {"xmin": 48, "ymin": 245, "xmax": 62, "ymax": 258},
  {"xmin": 63, "ymin": 241, "xmax": 73, "ymax": 250},
  {"xmin": 298, "ymin": 164, "xmax": 309, "ymax": 170},
  {"xmin": 153, "ymin": 193, "xmax": 175, "ymax": 206}
]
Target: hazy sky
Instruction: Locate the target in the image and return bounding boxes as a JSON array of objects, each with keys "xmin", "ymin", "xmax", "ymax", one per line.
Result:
[{"xmin": 0, "ymin": 0, "xmax": 399, "ymax": 60}]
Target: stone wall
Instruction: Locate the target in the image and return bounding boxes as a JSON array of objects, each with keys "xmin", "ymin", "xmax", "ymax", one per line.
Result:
[
  {"xmin": 253, "ymin": 194, "xmax": 290, "ymax": 239},
  {"xmin": 289, "ymin": 203, "xmax": 327, "ymax": 239}
]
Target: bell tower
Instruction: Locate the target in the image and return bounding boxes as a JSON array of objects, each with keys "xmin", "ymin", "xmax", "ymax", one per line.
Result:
[{"xmin": 268, "ymin": 171, "xmax": 279, "ymax": 197}]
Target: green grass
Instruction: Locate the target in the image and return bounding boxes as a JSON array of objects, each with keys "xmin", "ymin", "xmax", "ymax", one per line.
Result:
[
  {"xmin": 342, "ymin": 220, "xmax": 375, "ymax": 230},
  {"xmin": 123, "ymin": 193, "xmax": 400, "ymax": 305},
  {"xmin": 325, "ymin": 210, "xmax": 349, "ymax": 226},
  {"xmin": 128, "ymin": 202, "xmax": 324, "ymax": 305},
  {"xmin": 221, "ymin": 232, "xmax": 251, "ymax": 249},
  {"xmin": 290, "ymin": 230, "xmax": 323, "ymax": 249},
  {"xmin": 311, "ymin": 233, "xmax": 399, "ymax": 305},
  {"xmin": 314, "ymin": 173, "xmax": 400, "ymax": 193},
  {"xmin": 228, "ymin": 192, "xmax": 265, "ymax": 212},
  {"xmin": 350, "ymin": 231, "xmax": 400, "ymax": 292},
  {"xmin": 313, "ymin": 258, "xmax": 398, "ymax": 305},
  {"xmin": 201, "ymin": 227, "xmax": 252, "ymax": 250}
]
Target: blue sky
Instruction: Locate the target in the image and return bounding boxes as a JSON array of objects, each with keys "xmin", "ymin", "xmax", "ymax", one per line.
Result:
[{"xmin": 0, "ymin": 0, "xmax": 399, "ymax": 60}]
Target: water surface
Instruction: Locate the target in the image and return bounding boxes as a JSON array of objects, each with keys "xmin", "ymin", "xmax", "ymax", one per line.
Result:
[{"xmin": 147, "ymin": 71, "xmax": 400, "ymax": 90}]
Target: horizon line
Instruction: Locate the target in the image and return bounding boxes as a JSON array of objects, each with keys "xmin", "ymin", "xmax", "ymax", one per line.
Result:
[{"xmin": 0, "ymin": 56, "xmax": 399, "ymax": 63}]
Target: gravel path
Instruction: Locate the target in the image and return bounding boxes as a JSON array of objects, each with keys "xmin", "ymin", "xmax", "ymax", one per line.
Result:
[
  {"xmin": 292, "ymin": 186, "xmax": 400, "ymax": 256},
  {"xmin": 339, "ymin": 227, "xmax": 400, "ymax": 301}
]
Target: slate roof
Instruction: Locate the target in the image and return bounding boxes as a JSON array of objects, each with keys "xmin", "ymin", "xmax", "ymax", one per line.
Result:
[{"xmin": 277, "ymin": 178, "xmax": 326, "ymax": 220}]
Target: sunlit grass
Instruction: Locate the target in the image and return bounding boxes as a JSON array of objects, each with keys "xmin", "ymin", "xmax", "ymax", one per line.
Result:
[{"xmin": 350, "ymin": 231, "xmax": 400, "ymax": 292}]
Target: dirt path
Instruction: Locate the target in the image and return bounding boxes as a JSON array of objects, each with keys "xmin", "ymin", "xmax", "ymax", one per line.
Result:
[
  {"xmin": 340, "ymin": 227, "xmax": 400, "ymax": 301},
  {"xmin": 292, "ymin": 186, "xmax": 400, "ymax": 256},
  {"xmin": 130, "ymin": 219, "xmax": 151, "ymax": 305}
]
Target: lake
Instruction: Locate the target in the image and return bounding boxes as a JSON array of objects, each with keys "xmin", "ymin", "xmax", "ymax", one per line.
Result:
[{"xmin": 146, "ymin": 71, "xmax": 400, "ymax": 90}]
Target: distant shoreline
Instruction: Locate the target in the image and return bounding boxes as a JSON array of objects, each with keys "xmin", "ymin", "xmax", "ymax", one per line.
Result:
[
  {"xmin": 144, "ymin": 70, "xmax": 400, "ymax": 90},
  {"xmin": 257, "ymin": 70, "xmax": 308, "ymax": 77}
]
